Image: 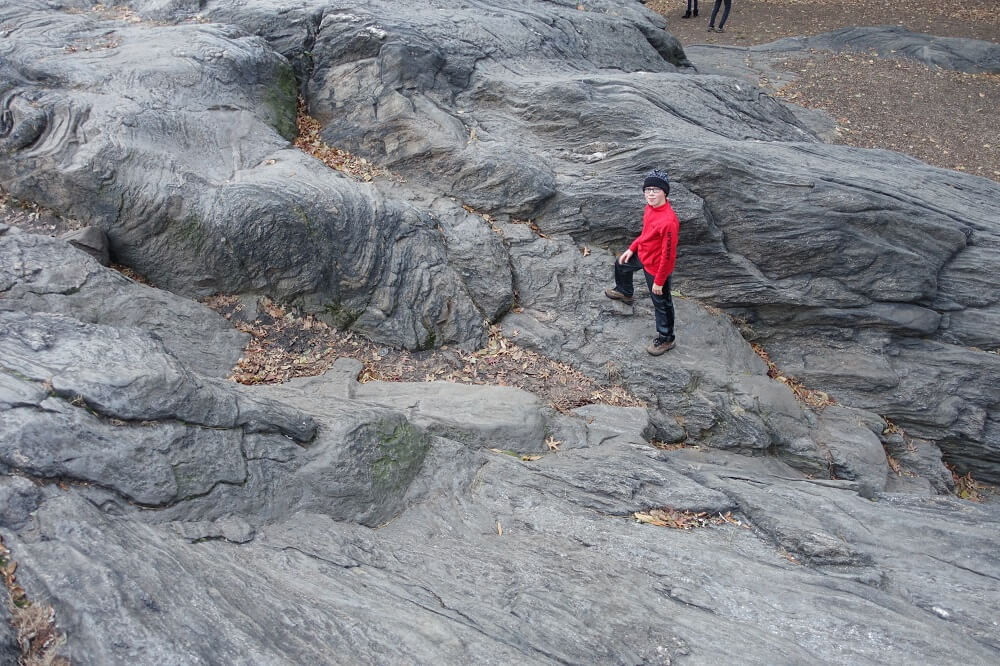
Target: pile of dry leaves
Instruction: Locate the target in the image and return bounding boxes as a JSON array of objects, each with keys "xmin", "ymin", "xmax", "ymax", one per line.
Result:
[
  {"xmin": 951, "ymin": 467, "xmax": 996, "ymax": 502},
  {"xmin": 633, "ymin": 508, "xmax": 749, "ymax": 530},
  {"xmin": 0, "ymin": 193, "xmax": 82, "ymax": 237},
  {"xmin": 206, "ymin": 295, "xmax": 644, "ymax": 413},
  {"xmin": 1, "ymin": 538, "xmax": 67, "ymax": 666},
  {"xmin": 751, "ymin": 343, "xmax": 835, "ymax": 409},
  {"xmin": 293, "ymin": 100, "xmax": 385, "ymax": 182}
]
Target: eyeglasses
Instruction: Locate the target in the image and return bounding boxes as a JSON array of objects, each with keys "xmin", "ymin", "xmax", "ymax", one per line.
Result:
[{"xmin": 643, "ymin": 187, "xmax": 663, "ymax": 193}]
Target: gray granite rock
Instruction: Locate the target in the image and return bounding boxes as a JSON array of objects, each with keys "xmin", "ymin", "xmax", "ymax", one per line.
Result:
[
  {"xmin": 0, "ymin": 1, "xmax": 491, "ymax": 351},
  {"xmin": 1, "ymin": 290, "xmax": 999, "ymax": 663},
  {"xmin": 297, "ymin": 365, "xmax": 550, "ymax": 452},
  {"xmin": 59, "ymin": 226, "xmax": 109, "ymax": 266},
  {"xmin": 762, "ymin": 25, "xmax": 1000, "ymax": 74},
  {"xmin": 2, "ymin": 2, "xmax": 1000, "ymax": 663},
  {"xmin": 0, "ymin": 227, "xmax": 246, "ymax": 377}
]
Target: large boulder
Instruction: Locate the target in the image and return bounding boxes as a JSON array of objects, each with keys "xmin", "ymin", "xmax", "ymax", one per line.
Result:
[{"xmin": 0, "ymin": 1, "xmax": 496, "ymax": 350}]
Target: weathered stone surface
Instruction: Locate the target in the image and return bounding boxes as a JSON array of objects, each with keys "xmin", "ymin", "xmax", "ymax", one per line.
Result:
[
  {"xmin": 2, "ymin": 1, "xmax": 1000, "ymax": 663},
  {"xmin": 498, "ymin": 221, "xmax": 870, "ymax": 481},
  {"xmin": 1, "ymin": 298, "xmax": 998, "ymax": 663},
  {"xmin": 0, "ymin": 1, "xmax": 493, "ymax": 351},
  {"xmin": 0, "ymin": 226, "xmax": 246, "ymax": 376},
  {"xmin": 0, "ymin": 600, "xmax": 14, "ymax": 666},
  {"xmin": 59, "ymin": 226, "xmax": 109, "ymax": 266},
  {"xmin": 815, "ymin": 406, "xmax": 889, "ymax": 494},
  {"xmin": 5, "ymin": 1, "xmax": 996, "ymax": 478},
  {"xmin": 4, "ymin": 428, "xmax": 1000, "ymax": 664},
  {"xmin": 686, "ymin": 26, "xmax": 1000, "ymax": 84},
  {"xmin": 286, "ymin": 359, "xmax": 549, "ymax": 451},
  {"xmin": 763, "ymin": 26, "xmax": 1000, "ymax": 74}
]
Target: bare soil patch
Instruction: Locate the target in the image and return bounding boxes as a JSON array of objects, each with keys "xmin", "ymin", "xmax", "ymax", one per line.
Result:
[
  {"xmin": 775, "ymin": 54, "xmax": 1000, "ymax": 180},
  {"xmin": 649, "ymin": 0, "xmax": 1000, "ymax": 47},
  {"xmin": 647, "ymin": 0, "xmax": 1000, "ymax": 183},
  {"xmin": 207, "ymin": 295, "xmax": 644, "ymax": 413}
]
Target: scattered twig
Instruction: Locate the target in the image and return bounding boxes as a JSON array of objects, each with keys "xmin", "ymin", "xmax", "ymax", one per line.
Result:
[{"xmin": 633, "ymin": 508, "xmax": 749, "ymax": 530}]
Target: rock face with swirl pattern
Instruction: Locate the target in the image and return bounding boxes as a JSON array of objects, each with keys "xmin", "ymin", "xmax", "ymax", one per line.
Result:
[{"xmin": 1, "ymin": 1, "xmax": 999, "ymax": 664}]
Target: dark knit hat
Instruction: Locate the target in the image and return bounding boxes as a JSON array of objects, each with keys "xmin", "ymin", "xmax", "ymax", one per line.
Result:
[{"xmin": 642, "ymin": 169, "xmax": 670, "ymax": 196}]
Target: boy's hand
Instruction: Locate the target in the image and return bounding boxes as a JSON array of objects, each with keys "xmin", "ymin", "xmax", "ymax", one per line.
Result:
[
  {"xmin": 652, "ymin": 283, "xmax": 663, "ymax": 295},
  {"xmin": 619, "ymin": 249, "xmax": 633, "ymax": 264}
]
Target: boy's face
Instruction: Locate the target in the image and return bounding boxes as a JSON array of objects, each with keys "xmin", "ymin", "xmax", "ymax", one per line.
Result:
[{"xmin": 643, "ymin": 187, "xmax": 666, "ymax": 207}]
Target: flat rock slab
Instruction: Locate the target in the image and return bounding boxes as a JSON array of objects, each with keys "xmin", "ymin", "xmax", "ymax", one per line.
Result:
[
  {"xmin": 763, "ymin": 26, "xmax": 1000, "ymax": 74},
  {"xmin": 4, "ymin": 442, "xmax": 1000, "ymax": 664},
  {"xmin": 281, "ymin": 358, "xmax": 549, "ymax": 450}
]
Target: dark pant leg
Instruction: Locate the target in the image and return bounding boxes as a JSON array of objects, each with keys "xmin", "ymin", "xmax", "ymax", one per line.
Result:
[
  {"xmin": 709, "ymin": 0, "xmax": 722, "ymax": 26},
  {"xmin": 643, "ymin": 272, "xmax": 675, "ymax": 341},
  {"xmin": 718, "ymin": 0, "xmax": 731, "ymax": 28},
  {"xmin": 613, "ymin": 253, "xmax": 644, "ymax": 297},
  {"xmin": 687, "ymin": 0, "xmax": 697, "ymax": 12}
]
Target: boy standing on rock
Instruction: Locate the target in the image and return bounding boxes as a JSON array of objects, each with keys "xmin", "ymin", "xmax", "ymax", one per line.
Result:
[{"xmin": 605, "ymin": 169, "xmax": 679, "ymax": 355}]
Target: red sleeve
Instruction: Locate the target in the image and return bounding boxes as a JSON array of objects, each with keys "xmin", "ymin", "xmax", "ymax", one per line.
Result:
[
  {"xmin": 654, "ymin": 216, "xmax": 678, "ymax": 286},
  {"xmin": 630, "ymin": 206, "xmax": 648, "ymax": 254}
]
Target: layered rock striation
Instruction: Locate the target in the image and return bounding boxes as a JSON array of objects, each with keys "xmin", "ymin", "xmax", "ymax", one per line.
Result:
[{"xmin": 2, "ymin": 1, "xmax": 999, "ymax": 663}]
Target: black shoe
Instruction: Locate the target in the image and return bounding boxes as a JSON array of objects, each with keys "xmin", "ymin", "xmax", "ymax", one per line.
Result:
[
  {"xmin": 716, "ymin": 27, "xmax": 725, "ymax": 33},
  {"xmin": 647, "ymin": 337, "xmax": 676, "ymax": 356},
  {"xmin": 693, "ymin": 9, "xmax": 698, "ymax": 16},
  {"xmin": 681, "ymin": 11, "xmax": 691, "ymax": 18},
  {"xmin": 605, "ymin": 288, "xmax": 633, "ymax": 305},
  {"xmin": 707, "ymin": 26, "xmax": 715, "ymax": 32}
]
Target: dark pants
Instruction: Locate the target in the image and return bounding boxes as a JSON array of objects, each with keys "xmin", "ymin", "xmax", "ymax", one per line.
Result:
[
  {"xmin": 614, "ymin": 254, "xmax": 675, "ymax": 342},
  {"xmin": 709, "ymin": 0, "xmax": 731, "ymax": 28},
  {"xmin": 687, "ymin": 0, "xmax": 698, "ymax": 12}
]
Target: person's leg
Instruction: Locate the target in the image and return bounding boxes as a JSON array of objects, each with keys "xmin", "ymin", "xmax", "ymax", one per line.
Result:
[
  {"xmin": 643, "ymin": 271, "xmax": 675, "ymax": 342},
  {"xmin": 693, "ymin": 0, "xmax": 698, "ymax": 16},
  {"xmin": 718, "ymin": 0, "xmax": 731, "ymax": 29},
  {"xmin": 708, "ymin": 0, "xmax": 722, "ymax": 28},
  {"xmin": 683, "ymin": 0, "xmax": 692, "ymax": 18},
  {"xmin": 611, "ymin": 253, "xmax": 643, "ymax": 298}
]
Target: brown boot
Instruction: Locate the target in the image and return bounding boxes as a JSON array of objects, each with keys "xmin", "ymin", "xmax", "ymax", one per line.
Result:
[
  {"xmin": 605, "ymin": 288, "xmax": 633, "ymax": 305},
  {"xmin": 646, "ymin": 337, "xmax": 675, "ymax": 356}
]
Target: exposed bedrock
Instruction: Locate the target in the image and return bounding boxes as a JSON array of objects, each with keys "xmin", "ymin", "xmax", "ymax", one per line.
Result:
[
  {"xmin": 0, "ymin": 2, "xmax": 500, "ymax": 350},
  {"xmin": 0, "ymin": 6, "xmax": 999, "ymax": 662},
  {"xmin": 2, "ymin": 2, "xmax": 998, "ymax": 477},
  {"xmin": 2, "ymin": 315, "xmax": 999, "ymax": 664},
  {"xmin": 198, "ymin": 0, "xmax": 1000, "ymax": 480},
  {"xmin": 763, "ymin": 25, "xmax": 1000, "ymax": 74},
  {"xmin": 0, "ymin": 239, "xmax": 998, "ymax": 662},
  {"xmin": 0, "ymin": 227, "xmax": 246, "ymax": 376}
]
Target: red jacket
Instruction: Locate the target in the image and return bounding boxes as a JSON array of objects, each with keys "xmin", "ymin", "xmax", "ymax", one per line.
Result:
[{"xmin": 629, "ymin": 201, "xmax": 679, "ymax": 286}]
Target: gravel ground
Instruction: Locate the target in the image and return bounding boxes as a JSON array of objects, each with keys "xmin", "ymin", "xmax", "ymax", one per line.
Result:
[{"xmin": 647, "ymin": 0, "xmax": 1000, "ymax": 182}]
